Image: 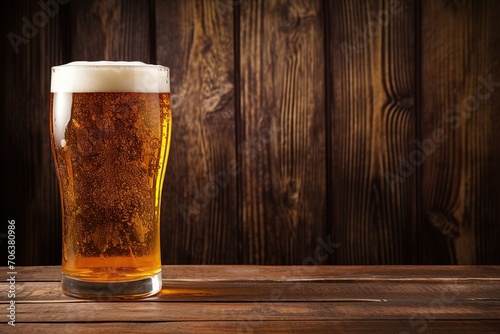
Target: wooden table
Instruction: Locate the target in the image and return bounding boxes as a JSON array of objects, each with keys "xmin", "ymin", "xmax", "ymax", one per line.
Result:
[{"xmin": 1, "ymin": 266, "xmax": 499, "ymax": 333}]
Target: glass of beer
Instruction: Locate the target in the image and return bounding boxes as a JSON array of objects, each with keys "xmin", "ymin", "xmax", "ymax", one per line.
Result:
[{"xmin": 49, "ymin": 61, "xmax": 171, "ymax": 299}]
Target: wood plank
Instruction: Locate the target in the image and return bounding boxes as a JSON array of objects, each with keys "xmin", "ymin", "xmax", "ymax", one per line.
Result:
[
  {"xmin": 420, "ymin": 0, "xmax": 500, "ymax": 265},
  {"xmin": 3, "ymin": 280, "xmax": 499, "ymax": 303},
  {"xmin": 71, "ymin": 0, "xmax": 151, "ymax": 61},
  {"xmin": 3, "ymin": 321, "xmax": 500, "ymax": 334},
  {"xmin": 7, "ymin": 265, "xmax": 500, "ymax": 282},
  {"xmin": 155, "ymin": 0, "xmax": 238, "ymax": 264},
  {"xmin": 239, "ymin": 0, "xmax": 326, "ymax": 264},
  {"xmin": 3, "ymin": 265, "xmax": 499, "ymax": 331},
  {"xmin": 12, "ymin": 301, "xmax": 500, "ymax": 322},
  {"xmin": 328, "ymin": 0, "xmax": 417, "ymax": 264},
  {"xmin": 0, "ymin": 0, "xmax": 70, "ymax": 265}
]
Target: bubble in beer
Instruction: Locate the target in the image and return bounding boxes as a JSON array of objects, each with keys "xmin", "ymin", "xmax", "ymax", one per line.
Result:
[{"xmin": 150, "ymin": 138, "xmax": 160, "ymax": 149}]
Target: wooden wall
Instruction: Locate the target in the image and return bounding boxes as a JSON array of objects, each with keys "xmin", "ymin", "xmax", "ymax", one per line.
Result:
[{"xmin": 2, "ymin": 0, "xmax": 499, "ymax": 266}]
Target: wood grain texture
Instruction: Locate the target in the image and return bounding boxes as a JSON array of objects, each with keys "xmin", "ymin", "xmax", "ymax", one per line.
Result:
[
  {"xmin": 2, "ymin": 0, "xmax": 500, "ymax": 267},
  {"xmin": 1, "ymin": 0, "xmax": 70, "ymax": 265},
  {"xmin": 0, "ymin": 265, "xmax": 498, "ymax": 332},
  {"xmin": 421, "ymin": 0, "xmax": 500, "ymax": 264},
  {"xmin": 2, "ymin": 321, "xmax": 500, "ymax": 334},
  {"xmin": 12, "ymin": 301, "xmax": 500, "ymax": 322},
  {"xmin": 328, "ymin": 0, "xmax": 417, "ymax": 264},
  {"xmin": 8, "ymin": 265, "xmax": 500, "ymax": 282},
  {"xmin": 5, "ymin": 280, "xmax": 498, "ymax": 303},
  {"xmin": 239, "ymin": 0, "xmax": 326, "ymax": 264},
  {"xmin": 71, "ymin": 0, "xmax": 151, "ymax": 61},
  {"xmin": 155, "ymin": 0, "xmax": 238, "ymax": 264},
  {"xmin": 4, "ymin": 266, "xmax": 499, "ymax": 307}
]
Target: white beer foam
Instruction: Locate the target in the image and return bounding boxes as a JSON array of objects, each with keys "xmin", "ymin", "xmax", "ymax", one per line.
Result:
[{"xmin": 51, "ymin": 61, "xmax": 170, "ymax": 93}]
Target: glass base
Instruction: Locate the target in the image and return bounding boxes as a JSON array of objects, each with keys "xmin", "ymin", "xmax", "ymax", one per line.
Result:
[{"xmin": 62, "ymin": 271, "xmax": 162, "ymax": 300}]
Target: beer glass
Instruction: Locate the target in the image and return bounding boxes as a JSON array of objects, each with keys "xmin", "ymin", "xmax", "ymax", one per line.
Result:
[{"xmin": 49, "ymin": 61, "xmax": 171, "ymax": 299}]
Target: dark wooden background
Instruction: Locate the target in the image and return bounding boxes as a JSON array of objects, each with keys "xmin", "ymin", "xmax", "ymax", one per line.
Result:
[{"xmin": 1, "ymin": 0, "xmax": 499, "ymax": 266}]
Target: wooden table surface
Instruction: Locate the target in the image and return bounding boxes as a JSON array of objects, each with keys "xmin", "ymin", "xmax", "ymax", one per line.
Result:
[{"xmin": 1, "ymin": 266, "xmax": 499, "ymax": 333}]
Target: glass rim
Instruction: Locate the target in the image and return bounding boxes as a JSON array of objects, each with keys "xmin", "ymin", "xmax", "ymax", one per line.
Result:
[
  {"xmin": 51, "ymin": 61, "xmax": 169, "ymax": 72},
  {"xmin": 50, "ymin": 61, "xmax": 170, "ymax": 93}
]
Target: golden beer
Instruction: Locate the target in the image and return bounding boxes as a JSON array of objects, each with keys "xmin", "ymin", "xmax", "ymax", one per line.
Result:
[{"xmin": 50, "ymin": 62, "xmax": 171, "ymax": 298}]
